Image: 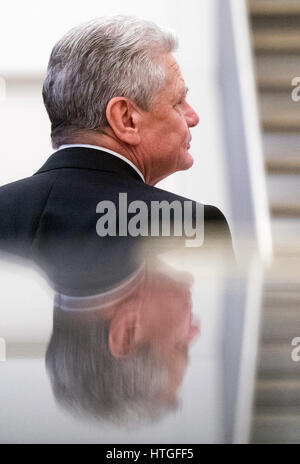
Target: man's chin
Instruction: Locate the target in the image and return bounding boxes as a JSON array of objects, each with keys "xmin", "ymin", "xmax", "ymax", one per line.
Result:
[{"xmin": 181, "ymin": 153, "xmax": 194, "ymax": 171}]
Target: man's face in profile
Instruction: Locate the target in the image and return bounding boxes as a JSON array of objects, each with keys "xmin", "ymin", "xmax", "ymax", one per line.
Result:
[
  {"xmin": 138, "ymin": 53, "xmax": 200, "ymax": 182},
  {"xmin": 107, "ymin": 265, "xmax": 199, "ymax": 403},
  {"xmin": 138, "ymin": 269, "xmax": 200, "ymax": 397}
]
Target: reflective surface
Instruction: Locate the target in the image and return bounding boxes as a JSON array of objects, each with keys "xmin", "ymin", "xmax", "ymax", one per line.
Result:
[{"xmin": 0, "ymin": 245, "xmax": 299, "ymax": 443}]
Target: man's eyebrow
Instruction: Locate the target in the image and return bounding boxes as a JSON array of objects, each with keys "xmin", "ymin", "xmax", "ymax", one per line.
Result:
[{"xmin": 173, "ymin": 86, "xmax": 189, "ymax": 103}]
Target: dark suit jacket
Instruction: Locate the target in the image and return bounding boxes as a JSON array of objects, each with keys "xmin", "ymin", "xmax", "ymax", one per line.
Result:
[{"xmin": 0, "ymin": 147, "xmax": 232, "ymax": 294}]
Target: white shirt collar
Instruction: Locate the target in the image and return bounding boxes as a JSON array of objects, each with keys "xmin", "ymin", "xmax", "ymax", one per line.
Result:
[
  {"xmin": 55, "ymin": 263, "xmax": 145, "ymax": 311},
  {"xmin": 56, "ymin": 144, "xmax": 145, "ymax": 183}
]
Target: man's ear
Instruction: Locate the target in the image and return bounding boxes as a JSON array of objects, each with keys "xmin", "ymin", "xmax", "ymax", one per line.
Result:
[
  {"xmin": 108, "ymin": 307, "xmax": 143, "ymax": 359},
  {"xmin": 106, "ymin": 97, "xmax": 141, "ymax": 145}
]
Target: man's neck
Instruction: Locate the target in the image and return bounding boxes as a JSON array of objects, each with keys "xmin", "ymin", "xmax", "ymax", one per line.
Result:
[
  {"xmin": 57, "ymin": 143, "xmax": 145, "ymax": 183},
  {"xmin": 68, "ymin": 131, "xmax": 147, "ymax": 182}
]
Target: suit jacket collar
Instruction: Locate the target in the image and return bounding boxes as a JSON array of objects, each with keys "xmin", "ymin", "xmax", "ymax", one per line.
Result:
[{"xmin": 34, "ymin": 147, "xmax": 144, "ymax": 182}]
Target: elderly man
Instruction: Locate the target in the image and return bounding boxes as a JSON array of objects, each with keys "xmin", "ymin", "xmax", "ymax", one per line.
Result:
[{"xmin": 0, "ymin": 16, "xmax": 232, "ymax": 288}]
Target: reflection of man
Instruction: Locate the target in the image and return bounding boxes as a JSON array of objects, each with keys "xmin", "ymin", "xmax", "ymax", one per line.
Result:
[
  {"xmin": 46, "ymin": 261, "xmax": 199, "ymax": 423},
  {"xmin": 0, "ymin": 16, "xmax": 232, "ymax": 271}
]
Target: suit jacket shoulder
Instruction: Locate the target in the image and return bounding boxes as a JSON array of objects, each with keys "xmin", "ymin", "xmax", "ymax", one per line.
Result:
[{"xmin": 0, "ymin": 147, "xmax": 233, "ymax": 281}]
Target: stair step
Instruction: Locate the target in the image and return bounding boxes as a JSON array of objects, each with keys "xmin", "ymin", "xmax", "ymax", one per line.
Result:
[
  {"xmin": 253, "ymin": 30, "xmax": 300, "ymax": 52},
  {"xmin": 255, "ymin": 54, "xmax": 300, "ymax": 91},
  {"xmin": 271, "ymin": 204, "xmax": 300, "ymax": 218},
  {"xmin": 252, "ymin": 15, "xmax": 300, "ymax": 32},
  {"xmin": 249, "ymin": 0, "xmax": 300, "ymax": 16},
  {"xmin": 257, "ymin": 343, "xmax": 300, "ymax": 376},
  {"xmin": 264, "ymin": 266, "xmax": 300, "ymax": 287},
  {"xmin": 267, "ymin": 174, "xmax": 300, "ymax": 217},
  {"xmin": 255, "ymin": 379, "xmax": 300, "ymax": 406},
  {"xmin": 260, "ymin": 93, "xmax": 300, "ymax": 131},
  {"xmin": 263, "ymin": 290, "xmax": 300, "ymax": 310},
  {"xmin": 251, "ymin": 413, "xmax": 300, "ymax": 443},
  {"xmin": 266, "ymin": 159, "xmax": 300, "ymax": 174},
  {"xmin": 260, "ymin": 314, "xmax": 300, "ymax": 342},
  {"xmin": 262, "ymin": 132, "xmax": 300, "ymax": 160},
  {"xmin": 267, "ymin": 173, "xmax": 300, "ymax": 204}
]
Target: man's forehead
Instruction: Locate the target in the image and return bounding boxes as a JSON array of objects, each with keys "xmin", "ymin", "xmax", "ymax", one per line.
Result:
[
  {"xmin": 163, "ymin": 54, "xmax": 186, "ymax": 87},
  {"xmin": 164, "ymin": 54, "xmax": 181, "ymax": 74}
]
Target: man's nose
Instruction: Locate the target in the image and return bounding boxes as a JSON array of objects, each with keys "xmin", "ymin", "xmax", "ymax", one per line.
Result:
[{"xmin": 185, "ymin": 103, "xmax": 200, "ymax": 128}]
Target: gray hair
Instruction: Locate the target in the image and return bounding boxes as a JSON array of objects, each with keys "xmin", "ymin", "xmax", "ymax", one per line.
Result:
[
  {"xmin": 45, "ymin": 307, "xmax": 178, "ymax": 425},
  {"xmin": 42, "ymin": 16, "xmax": 178, "ymax": 148}
]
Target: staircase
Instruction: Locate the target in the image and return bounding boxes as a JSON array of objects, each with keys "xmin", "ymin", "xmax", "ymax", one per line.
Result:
[
  {"xmin": 247, "ymin": 0, "xmax": 300, "ymax": 443},
  {"xmin": 248, "ymin": 0, "xmax": 300, "ymax": 254},
  {"xmin": 250, "ymin": 260, "xmax": 300, "ymax": 443}
]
